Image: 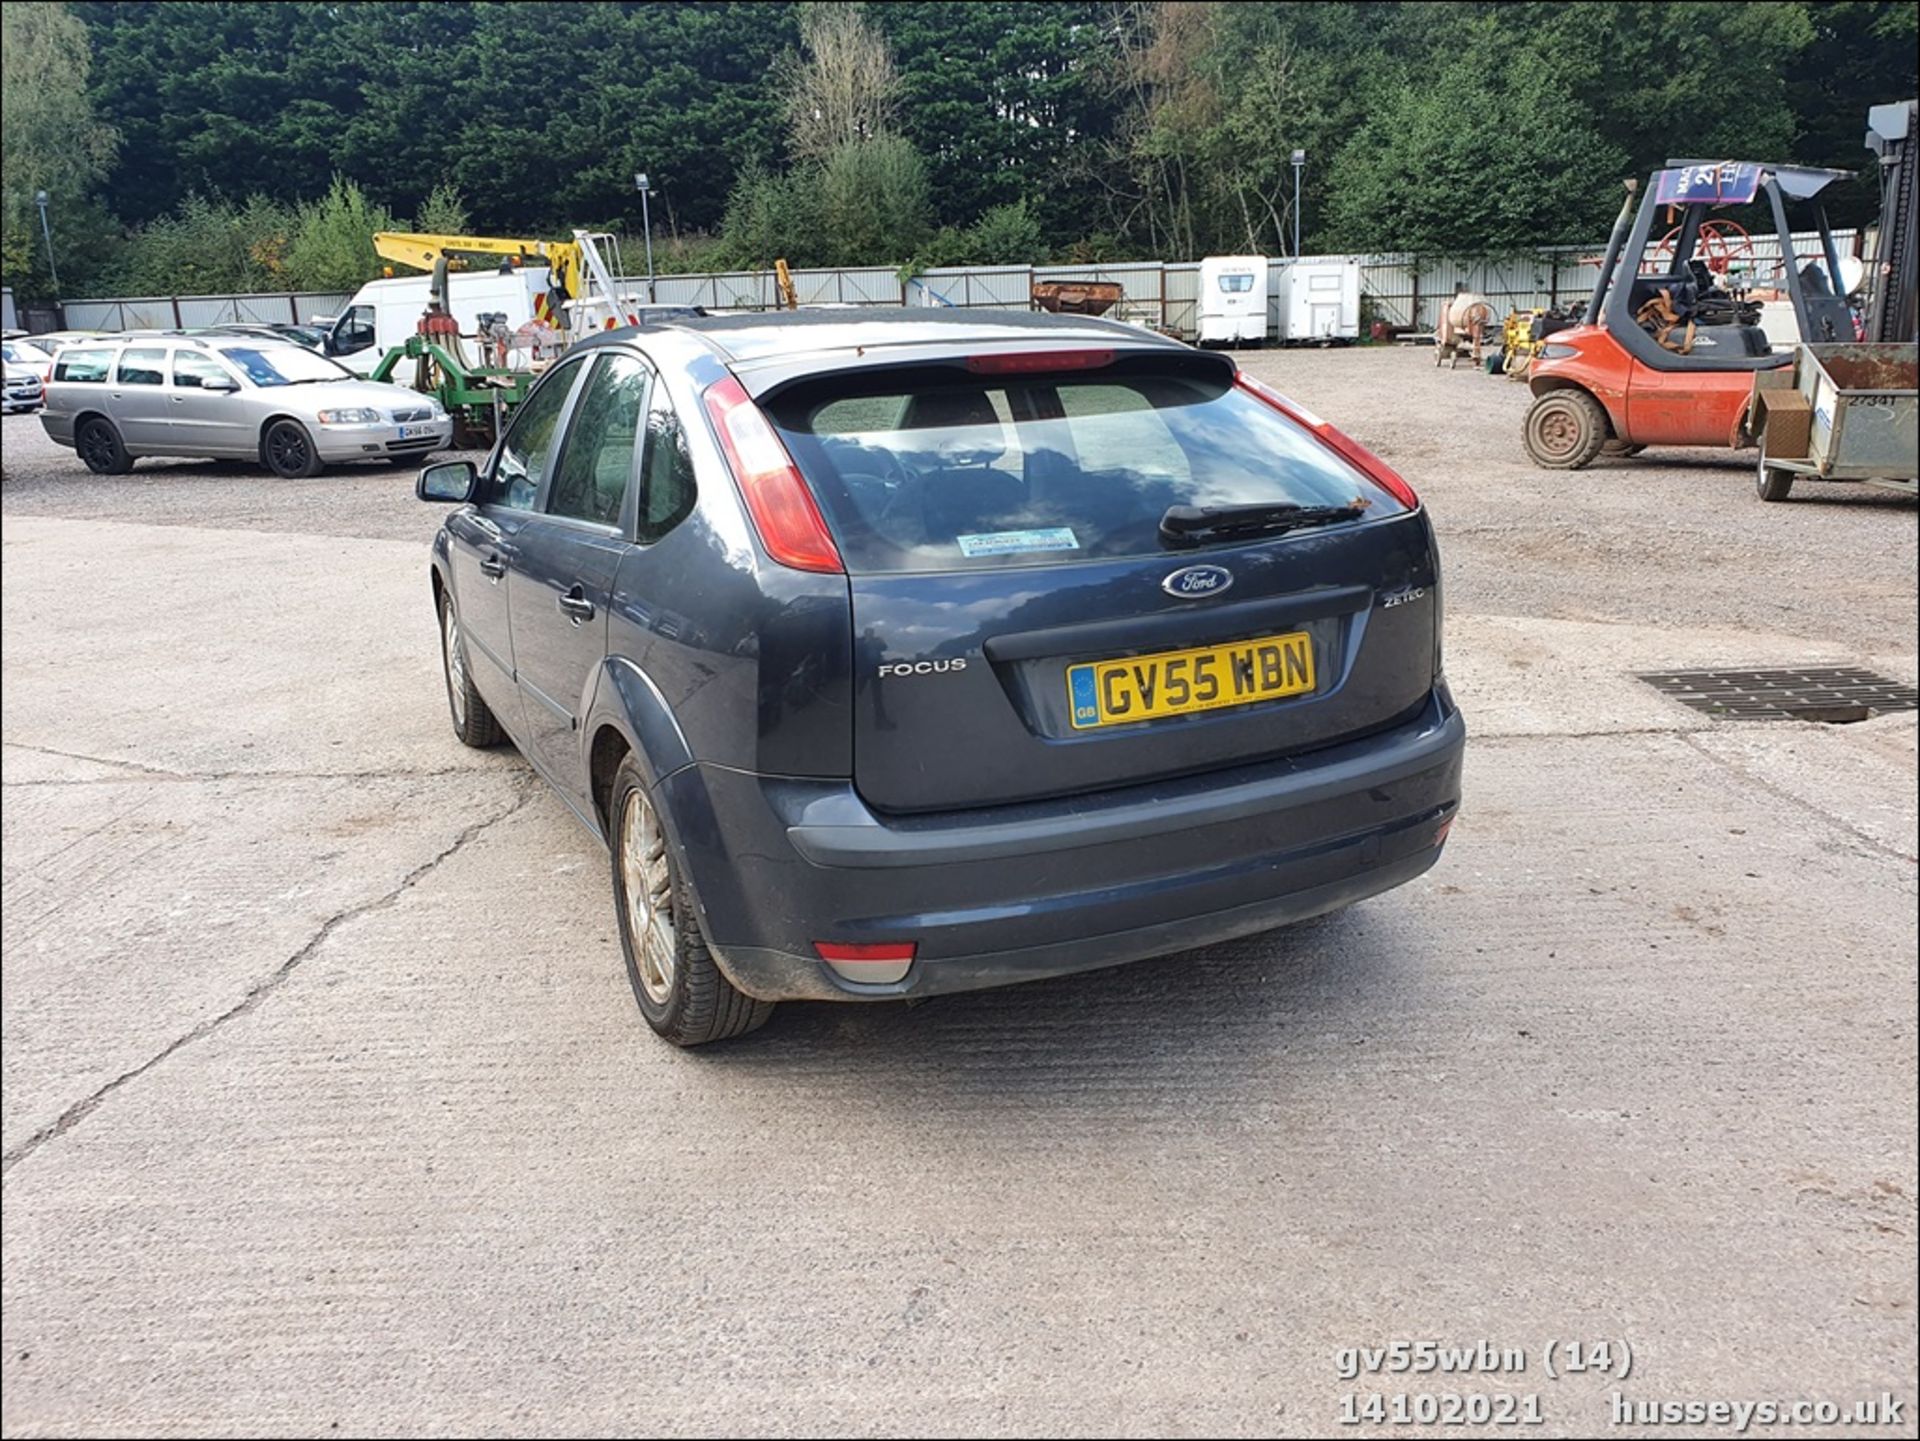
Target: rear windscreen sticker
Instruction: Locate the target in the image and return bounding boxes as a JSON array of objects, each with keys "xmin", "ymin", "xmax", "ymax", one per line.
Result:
[{"xmin": 956, "ymin": 528, "xmax": 1080, "ymax": 558}]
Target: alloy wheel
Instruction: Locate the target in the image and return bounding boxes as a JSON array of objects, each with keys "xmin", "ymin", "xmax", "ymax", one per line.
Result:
[
  {"xmin": 268, "ymin": 425, "xmax": 311, "ymax": 474},
  {"xmin": 619, "ymin": 788, "xmax": 677, "ymax": 1006},
  {"xmin": 442, "ymin": 602, "xmax": 467, "ymax": 726},
  {"xmin": 80, "ymin": 424, "xmax": 115, "ymax": 470}
]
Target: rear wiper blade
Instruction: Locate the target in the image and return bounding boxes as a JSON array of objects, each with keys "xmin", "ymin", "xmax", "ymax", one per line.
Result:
[{"xmin": 1159, "ymin": 499, "xmax": 1371, "ymax": 545}]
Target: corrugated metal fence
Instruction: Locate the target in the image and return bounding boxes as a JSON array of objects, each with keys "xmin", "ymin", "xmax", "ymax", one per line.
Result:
[
  {"xmin": 49, "ymin": 229, "xmax": 1854, "ymax": 341},
  {"xmin": 60, "ymin": 291, "xmax": 354, "ymax": 332}
]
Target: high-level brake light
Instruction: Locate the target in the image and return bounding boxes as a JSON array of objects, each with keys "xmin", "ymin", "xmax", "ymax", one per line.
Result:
[{"xmin": 966, "ymin": 349, "xmax": 1115, "ymax": 375}]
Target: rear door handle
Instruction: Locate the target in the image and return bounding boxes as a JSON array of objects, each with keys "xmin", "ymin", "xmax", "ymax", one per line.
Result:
[
  {"xmin": 479, "ymin": 554, "xmax": 508, "ymax": 580},
  {"xmin": 557, "ymin": 586, "xmax": 595, "ymax": 624}
]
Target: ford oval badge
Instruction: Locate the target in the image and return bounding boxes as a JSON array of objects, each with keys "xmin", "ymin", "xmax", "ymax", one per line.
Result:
[{"xmin": 1162, "ymin": 564, "xmax": 1234, "ymax": 599}]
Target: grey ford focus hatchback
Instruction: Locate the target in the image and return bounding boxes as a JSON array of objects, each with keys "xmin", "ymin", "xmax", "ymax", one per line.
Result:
[{"xmin": 418, "ymin": 310, "xmax": 1463, "ymax": 1045}]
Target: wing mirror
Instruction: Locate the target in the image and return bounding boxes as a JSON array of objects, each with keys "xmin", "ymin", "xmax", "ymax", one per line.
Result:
[
  {"xmin": 203, "ymin": 376, "xmax": 240, "ymax": 394},
  {"xmin": 417, "ymin": 459, "xmax": 478, "ymax": 504}
]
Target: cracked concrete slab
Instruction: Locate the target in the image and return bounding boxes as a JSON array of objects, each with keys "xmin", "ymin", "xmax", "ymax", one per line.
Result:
[
  {"xmin": 1, "ymin": 770, "xmax": 530, "ymax": 1159},
  {"xmin": 0, "ymin": 512, "xmax": 498, "ymax": 780},
  {"xmin": 1682, "ymin": 714, "xmax": 1919, "ymax": 862}
]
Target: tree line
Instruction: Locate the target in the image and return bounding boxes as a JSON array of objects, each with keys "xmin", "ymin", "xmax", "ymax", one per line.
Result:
[{"xmin": 3, "ymin": 0, "xmax": 1912, "ymax": 300}]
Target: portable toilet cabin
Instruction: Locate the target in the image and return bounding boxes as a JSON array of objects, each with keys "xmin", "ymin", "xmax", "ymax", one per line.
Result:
[
  {"xmin": 1279, "ymin": 258, "xmax": 1361, "ymax": 344},
  {"xmin": 1198, "ymin": 255, "xmax": 1269, "ymax": 346}
]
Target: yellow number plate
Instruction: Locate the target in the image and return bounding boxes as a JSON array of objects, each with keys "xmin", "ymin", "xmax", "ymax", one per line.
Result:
[{"xmin": 1067, "ymin": 630, "xmax": 1316, "ymax": 729}]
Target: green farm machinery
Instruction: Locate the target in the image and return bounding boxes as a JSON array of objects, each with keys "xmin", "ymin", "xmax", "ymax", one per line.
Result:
[{"xmin": 369, "ymin": 326, "xmax": 537, "ymax": 450}]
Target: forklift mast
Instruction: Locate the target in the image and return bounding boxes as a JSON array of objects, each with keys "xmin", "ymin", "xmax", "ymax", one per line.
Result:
[{"xmin": 1865, "ymin": 100, "xmax": 1918, "ymax": 343}]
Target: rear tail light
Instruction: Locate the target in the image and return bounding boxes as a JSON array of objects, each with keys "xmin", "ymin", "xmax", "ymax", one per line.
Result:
[
  {"xmin": 1235, "ymin": 371, "xmax": 1421, "ymax": 511},
  {"xmin": 966, "ymin": 348, "xmax": 1114, "ymax": 375},
  {"xmin": 814, "ymin": 941, "xmax": 916, "ymax": 986},
  {"xmin": 702, "ymin": 375, "xmax": 844, "ymax": 574}
]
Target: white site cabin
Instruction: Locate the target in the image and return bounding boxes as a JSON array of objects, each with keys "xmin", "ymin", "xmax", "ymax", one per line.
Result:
[
  {"xmin": 1198, "ymin": 256, "xmax": 1269, "ymax": 346},
  {"xmin": 1278, "ymin": 258, "xmax": 1362, "ymax": 344}
]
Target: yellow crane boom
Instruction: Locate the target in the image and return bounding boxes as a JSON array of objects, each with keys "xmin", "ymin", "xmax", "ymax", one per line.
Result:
[{"xmin": 372, "ymin": 231, "xmax": 584, "ymax": 299}]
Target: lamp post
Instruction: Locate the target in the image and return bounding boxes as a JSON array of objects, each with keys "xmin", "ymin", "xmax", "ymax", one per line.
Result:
[
  {"xmin": 1290, "ymin": 151, "xmax": 1306, "ymax": 260},
  {"xmin": 634, "ymin": 172, "xmax": 656, "ymax": 302},
  {"xmin": 34, "ymin": 189, "xmax": 60, "ymax": 294}
]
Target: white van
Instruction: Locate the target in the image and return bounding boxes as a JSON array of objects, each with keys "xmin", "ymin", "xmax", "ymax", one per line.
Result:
[
  {"xmin": 316, "ymin": 268, "xmax": 558, "ymax": 374},
  {"xmin": 1198, "ymin": 256, "xmax": 1269, "ymax": 346}
]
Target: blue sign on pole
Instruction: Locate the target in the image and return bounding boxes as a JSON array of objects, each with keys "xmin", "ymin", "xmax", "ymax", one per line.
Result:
[{"xmin": 1652, "ymin": 163, "xmax": 1762, "ymax": 205}]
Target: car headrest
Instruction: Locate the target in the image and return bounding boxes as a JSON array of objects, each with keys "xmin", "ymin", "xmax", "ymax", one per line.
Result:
[{"xmin": 903, "ymin": 387, "xmax": 1006, "ymax": 465}]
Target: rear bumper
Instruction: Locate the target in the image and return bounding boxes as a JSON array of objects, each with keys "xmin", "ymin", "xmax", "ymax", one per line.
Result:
[{"xmin": 659, "ymin": 688, "xmax": 1465, "ymax": 1002}]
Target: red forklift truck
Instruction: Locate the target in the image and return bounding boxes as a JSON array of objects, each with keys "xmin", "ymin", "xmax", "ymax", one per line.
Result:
[{"xmin": 1522, "ymin": 160, "xmax": 1859, "ymax": 469}]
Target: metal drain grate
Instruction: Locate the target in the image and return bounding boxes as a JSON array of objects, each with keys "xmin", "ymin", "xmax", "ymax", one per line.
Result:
[{"xmin": 1640, "ymin": 667, "xmax": 1920, "ymax": 722}]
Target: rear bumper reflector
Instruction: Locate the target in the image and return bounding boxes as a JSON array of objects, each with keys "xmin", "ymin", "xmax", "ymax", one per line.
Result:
[{"xmin": 814, "ymin": 941, "xmax": 916, "ymax": 985}]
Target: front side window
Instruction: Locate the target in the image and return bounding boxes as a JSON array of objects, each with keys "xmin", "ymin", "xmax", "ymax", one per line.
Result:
[
  {"xmin": 333, "ymin": 305, "xmax": 376, "ymax": 355},
  {"xmin": 216, "ymin": 346, "xmax": 355, "ymax": 387},
  {"xmin": 491, "ymin": 358, "xmax": 583, "ymax": 511},
  {"xmin": 547, "ymin": 353, "xmax": 650, "ymax": 527},
  {"xmin": 173, "ymin": 352, "xmax": 234, "ymax": 389},
  {"xmin": 53, "ymin": 348, "xmax": 114, "ymax": 383},
  {"xmin": 115, "ymin": 348, "xmax": 167, "ymax": 386}
]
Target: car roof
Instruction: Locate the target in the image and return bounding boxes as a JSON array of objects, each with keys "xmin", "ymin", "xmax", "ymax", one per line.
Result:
[
  {"xmin": 653, "ymin": 306, "xmax": 1186, "ymax": 365},
  {"xmin": 80, "ymin": 330, "xmax": 308, "ymax": 350}
]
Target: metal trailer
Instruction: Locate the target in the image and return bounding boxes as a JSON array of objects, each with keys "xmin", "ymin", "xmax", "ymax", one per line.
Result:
[{"xmin": 1751, "ymin": 342, "xmax": 1918, "ymax": 500}]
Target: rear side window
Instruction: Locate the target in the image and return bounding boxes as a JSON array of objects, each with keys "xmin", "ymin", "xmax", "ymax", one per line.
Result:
[
  {"xmin": 766, "ymin": 358, "xmax": 1404, "ymax": 573},
  {"xmin": 53, "ymin": 348, "xmax": 114, "ymax": 383},
  {"xmin": 637, "ymin": 388, "xmax": 698, "ymax": 543},
  {"xmin": 115, "ymin": 348, "xmax": 167, "ymax": 386}
]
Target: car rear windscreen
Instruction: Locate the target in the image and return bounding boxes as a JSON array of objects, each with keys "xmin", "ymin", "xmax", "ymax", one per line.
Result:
[{"xmin": 765, "ymin": 357, "xmax": 1406, "ymax": 573}]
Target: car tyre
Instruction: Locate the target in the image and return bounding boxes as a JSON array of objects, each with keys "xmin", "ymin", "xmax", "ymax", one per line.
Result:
[
  {"xmin": 263, "ymin": 418, "xmax": 324, "ymax": 478},
  {"xmin": 1601, "ymin": 439, "xmax": 1646, "ymax": 457},
  {"xmin": 1756, "ymin": 464, "xmax": 1795, "ymax": 502},
  {"xmin": 76, "ymin": 416, "xmax": 134, "ymax": 475},
  {"xmin": 437, "ymin": 588, "xmax": 504, "ymax": 747},
  {"xmin": 1524, "ymin": 390, "xmax": 1608, "ymax": 469},
  {"xmin": 609, "ymin": 755, "xmax": 774, "ymax": 1047}
]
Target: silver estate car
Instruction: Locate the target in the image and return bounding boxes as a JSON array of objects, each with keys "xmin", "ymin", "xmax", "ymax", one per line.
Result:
[{"xmin": 40, "ymin": 333, "xmax": 452, "ymax": 477}]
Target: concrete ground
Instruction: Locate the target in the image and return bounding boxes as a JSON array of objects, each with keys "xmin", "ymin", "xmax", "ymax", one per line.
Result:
[{"xmin": 1, "ymin": 346, "xmax": 1914, "ymax": 1437}]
